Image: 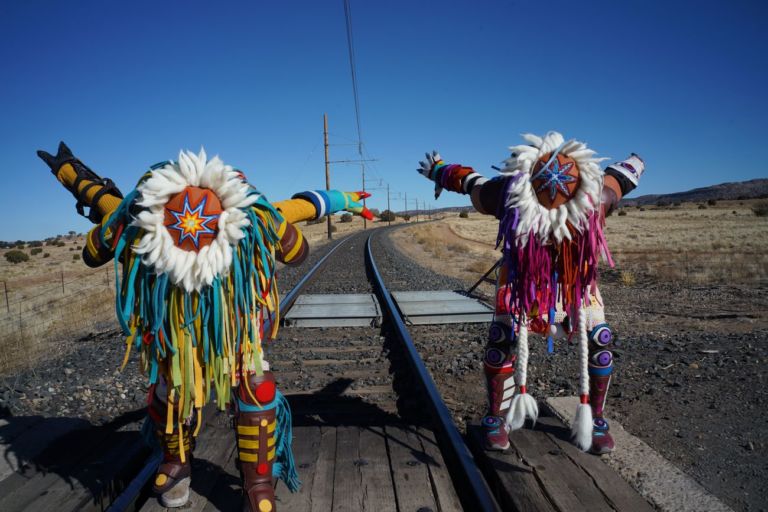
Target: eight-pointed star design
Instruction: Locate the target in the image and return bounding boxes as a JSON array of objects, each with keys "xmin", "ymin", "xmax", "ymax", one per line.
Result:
[
  {"xmin": 166, "ymin": 193, "xmax": 218, "ymax": 249},
  {"xmin": 531, "ymin": 156, "xmax": 576, "ymax": 202}
]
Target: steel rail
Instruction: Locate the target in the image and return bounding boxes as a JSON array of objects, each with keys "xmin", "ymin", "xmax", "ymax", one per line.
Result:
[
  {"xmin": 276, "ymin": 233, "xmax": 354, "ymax": 314},
  {"xmin": 365, "ymin": 233, "xmax": 501, "ymax": 512}
]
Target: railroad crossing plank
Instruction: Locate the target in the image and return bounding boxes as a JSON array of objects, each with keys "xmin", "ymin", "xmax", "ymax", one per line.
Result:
[
  {"xmin": 356, "ymin": 426, "xmax": 397, "ymax": 511},
  {"xmin": 469, "ymin": 410, "xmax": 656, "ymax": 512},
  {"xmin": 201, "ymin": 443, "xmax": 240, "ymax": 512},
  {"xmin": 333, "ymin": 426, "xmax": 364, "ymax": 511},
  {"xmin": 391, "ymin": 290, "xmax": 493, "ymax": 325},
  {"xmin": 417, "ymin": 427, "xmax": 463, "ymax": 512},
  {"xmin": 537, "ymin": 416, "xmax": 655, "ymax": 512},
  {"xmin": 309, "ymin": 426, "xmax": 337, "ymax": 512},
  {"xmin": 284, "ymin": 293, "xmax": 381, "ymax": 327},
  {"xmin": 511, "ymin": 426, "xmax": 613, "ymax": 512},
  {"xmin": 385, "ymin": 425, "xmax": 439, "ymax": 511},
  {"xmin": 467, "ymin": 424, "xmax": 556, "ymax": 512},
  {"xmin": 275, "ymin": 426, "xmax": 320, "ymax": 511}
]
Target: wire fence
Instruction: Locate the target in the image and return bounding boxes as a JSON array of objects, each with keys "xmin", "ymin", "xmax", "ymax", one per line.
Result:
[{"xmin": 0, "ymin": 267, "xmax": 118, "ymax": 373}]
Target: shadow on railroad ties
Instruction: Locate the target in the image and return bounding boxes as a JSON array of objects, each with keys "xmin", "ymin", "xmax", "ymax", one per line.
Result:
[
  {"xmin": 0, "ymin": 404, "xmax": 146, "ymax": 502},
  {"xmin": 288, "ymin": 377, "xmax": 440, "ymax": 468}
]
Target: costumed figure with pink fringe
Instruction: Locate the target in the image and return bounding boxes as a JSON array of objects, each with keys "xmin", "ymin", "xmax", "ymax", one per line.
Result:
[{"xmin": 416, "ymin": 131, "xmax": 644, "ymax": 454}]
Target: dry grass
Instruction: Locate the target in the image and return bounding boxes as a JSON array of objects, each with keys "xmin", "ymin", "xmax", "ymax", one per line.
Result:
[
  {"xmin": 393, "ymin": 200, "xmax": 768, "ymax": 287},
  {"xmin": 620, "ymin": 270, "xmax": 637, "ymax": 287},
  {"xmin": 0, "ymin": 215, "xmax": 383, "ymax": 375}
]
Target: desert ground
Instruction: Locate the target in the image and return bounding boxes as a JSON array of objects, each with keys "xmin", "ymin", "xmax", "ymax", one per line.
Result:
[
  {"xmin": 1, "ymin": 200, "xmax": 767, "ymax": 509},
  {"xmin": 390, "ymin": 200, "xmax": 768, "ymax": 511}
]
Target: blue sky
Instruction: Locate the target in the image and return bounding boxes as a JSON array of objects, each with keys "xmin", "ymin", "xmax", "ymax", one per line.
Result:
[{"xmin": 1, "ymin": 0, "xmax": 766, "ymax": 240}]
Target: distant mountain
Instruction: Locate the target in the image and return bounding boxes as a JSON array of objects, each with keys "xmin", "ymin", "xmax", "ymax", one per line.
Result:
[{"xmin": 620, "ymin": 178, "xmax": 768, "ymax": 206}]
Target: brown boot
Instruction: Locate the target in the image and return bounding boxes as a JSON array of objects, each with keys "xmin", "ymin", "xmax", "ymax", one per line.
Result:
[
  {"xmin": 237, "ymin": 372, "xmax": 278, "ymax": 512},
  {"xmin": 149, "ymin": 386, "xmax": 195, "ymax": 508}
]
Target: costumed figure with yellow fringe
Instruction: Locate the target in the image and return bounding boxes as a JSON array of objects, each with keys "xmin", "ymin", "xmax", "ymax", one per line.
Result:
[
  {"xmin": 38, "ymin": 142, "xmax": 373, "ymax": 510},
  {"xmin": 416, "ymin": 131, "xmax": 644, "ymax": 454}
]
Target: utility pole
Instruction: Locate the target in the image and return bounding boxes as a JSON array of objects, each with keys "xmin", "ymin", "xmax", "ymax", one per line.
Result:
[
  {"xmin": 414, "ymin": 199, "xmax": 420, "ymax": 222},
  {"xmin": 324, "ymin": 114, "xmax": 332, "ymax": 240},
  {"xmin": 386, "ymin": 183, "xmax": 391, "ymax": 226},
  {"xmin": 404, "ymin": 192, "xmax": 408, "ymax": 222},
  {"xmin": 361, "ymin": 157, "xmax": 367, "ymax": 229}
]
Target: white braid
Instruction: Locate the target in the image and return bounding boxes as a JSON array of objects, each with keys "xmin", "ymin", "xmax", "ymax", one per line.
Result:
[
  {"xmin": 505, "ymin": 315, "xmax": 539, "ymax": 431},
  {"xmin": 579, "ymin": 306, "xmax": 590, "ymax": 396},
  {"xmin": 571, "ymin": 305, "xmax": 593, "ymax": 451},
  {"xmin": 517, "ymin": 318, "xmax": 529, "ymax": 387}
]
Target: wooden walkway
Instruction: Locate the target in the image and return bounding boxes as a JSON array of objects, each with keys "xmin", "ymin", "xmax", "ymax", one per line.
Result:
[
  {"xmin": 138, "ymin": 393, "xmax": 463, "ymax": 512},
  {"xmin": 1, "ymin": 397, "xmax": 656, "ymax": 511},
  {"xmin": 468, "ymin": 409, "xmax": 654, "ymax": 512},
  {"xmin": 0, "ymin": 409, "xmax": 148, "ymax": 512}
]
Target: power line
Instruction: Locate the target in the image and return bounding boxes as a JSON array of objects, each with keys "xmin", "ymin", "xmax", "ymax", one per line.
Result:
[{"xmin": 343, "ymin": 0, "xmax": 364, "ymax": 156}]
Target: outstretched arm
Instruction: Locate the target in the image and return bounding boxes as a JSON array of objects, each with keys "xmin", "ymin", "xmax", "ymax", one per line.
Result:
[
  {"xmin": 271, "ymin": 190, "xmax": 373, "ymax": 266},
  {"xmin": 417, "ymin": 151, "xmax": 506, "ymax": 217},
  {"xmin": 416, "ymin": 150, "xmax": 646, "ymax": 218},
  {"xmin": 601, "ymin": 154, "xmax": 645, "ymax": 216}
]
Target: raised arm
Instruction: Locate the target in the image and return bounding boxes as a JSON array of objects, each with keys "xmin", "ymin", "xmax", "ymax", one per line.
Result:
[{"xmin": 37, "ymin": 142, "xmax": 125, "ymax": 267}]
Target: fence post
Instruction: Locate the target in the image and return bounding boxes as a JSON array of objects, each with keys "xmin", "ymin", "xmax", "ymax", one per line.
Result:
[
  {"xmin": 3, "ymin": 281, "xmax": 8, "ymax": 314},
  {"xmin": 61, "ymin": 270, "xmax": 65, "ymax": 295}
]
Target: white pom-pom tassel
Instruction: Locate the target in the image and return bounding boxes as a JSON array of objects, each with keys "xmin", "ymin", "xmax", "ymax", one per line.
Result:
[
  {"xmin": 505, "ymin": 316, "xmax": 539, "ymax": 431},
  {"xmin": 572, "ymin": 402, "xmax": 593, "ymax": 451},
  {"xmin": 571, "ymin": 306, "xmax": 593, "ymax": 451}
]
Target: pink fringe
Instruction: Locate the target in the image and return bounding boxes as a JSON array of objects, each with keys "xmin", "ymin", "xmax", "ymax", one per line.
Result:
[{"xmin": 498, "ymin": 209, "xmax": 613, "ymax": 319}]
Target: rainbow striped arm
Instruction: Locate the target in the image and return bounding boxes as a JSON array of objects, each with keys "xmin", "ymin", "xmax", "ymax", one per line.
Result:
[{"xmin": 290, "ymin": 190, "xmax": 373, "ymax": 220}]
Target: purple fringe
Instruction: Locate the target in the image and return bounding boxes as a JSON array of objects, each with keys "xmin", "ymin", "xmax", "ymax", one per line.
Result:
[{"xmin": 496, "ymin": 190, "xmax": 613, "ymax": 321}]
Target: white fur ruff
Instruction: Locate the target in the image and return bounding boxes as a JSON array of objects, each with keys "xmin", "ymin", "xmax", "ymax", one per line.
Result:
[
  {"xmin": 500, "ymin": 131, "xmax": 608, "ymax": 245},
  {"xmin": 132, "ymin": 148, "xmax": 259, "ymax": 292},
  {"xmin": 505, "ymin": 392, "xmax": 539, "ymax": 431},
  {"xmin": 571, "ymin": 403, "xmax": 593, "ymax": 451}
]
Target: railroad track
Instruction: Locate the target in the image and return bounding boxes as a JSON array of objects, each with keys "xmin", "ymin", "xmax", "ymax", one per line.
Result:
[
  {"xmin": 105, "ymin": 229, "xmax": 499, "ymax": 511},
  {"xmin": 0, "ymin": 227, "xmax": 661, "ymax": 512}
]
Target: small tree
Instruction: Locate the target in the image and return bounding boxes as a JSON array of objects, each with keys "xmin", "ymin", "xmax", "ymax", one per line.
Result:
[
  {"xmin": 707, "ymin": 199, "xmax": 717, "ymax": 206},
  {"xmin": 31, "ymin": 247, "xmax": 43, "ymax": 255},
  {"xmin": 459, "ymin": 210, "xmax": 469, "ymax": 218},
  {"xmin": 339, "ymin": 213, "xmax": 353, "ymax": 223},
  {"xmin": 379, "ymin": 210, "xmax": 396, "ymax": 222},
  {"xmin": 5, "ymin": 250, "xmax": 29, "ymax": 264},
  {"xmin": 401, "ymin": 214, "xmax": 411, "ymax": 222}
]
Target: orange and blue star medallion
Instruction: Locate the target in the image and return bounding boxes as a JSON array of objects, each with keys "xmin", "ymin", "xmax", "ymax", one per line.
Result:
[{"xmin": 163, "ymin": 187, "xmax": 222, "ymax": 252}]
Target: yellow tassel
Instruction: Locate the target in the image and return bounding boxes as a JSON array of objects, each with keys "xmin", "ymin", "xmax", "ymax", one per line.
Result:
[
  {"xmin": 193, "ymin": 407, "xmax": 202, "ymax": 437},
  {"xmin": 165, "ymin": 389, "xmax": 175, "ymax": 435}
]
